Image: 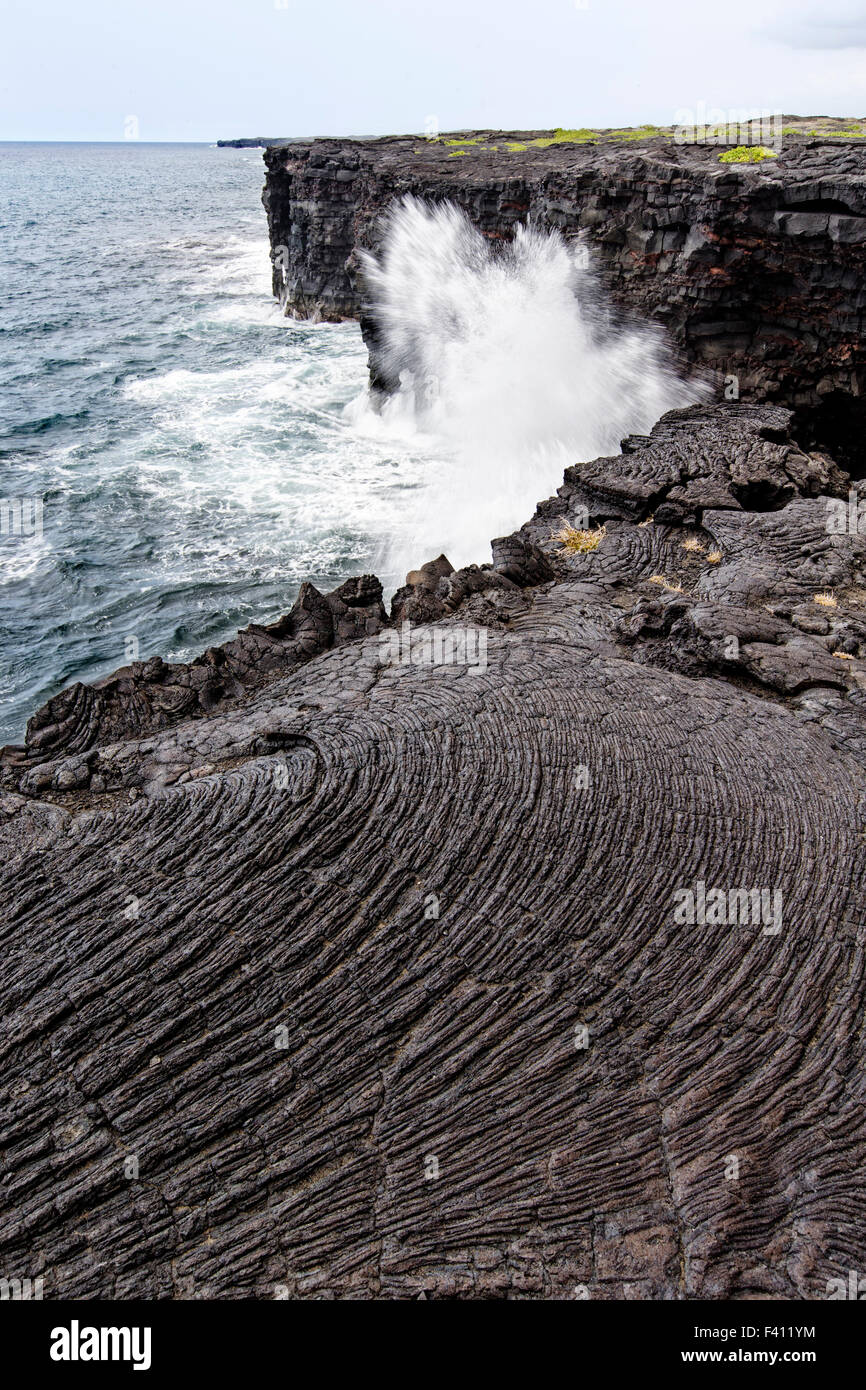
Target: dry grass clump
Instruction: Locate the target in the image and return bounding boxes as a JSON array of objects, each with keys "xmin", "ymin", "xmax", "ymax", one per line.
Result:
[
  {"xmin": 682, "ymin": 537, "xmax": 704, "ymax": 554},
  {"xmin": 649, "ymin": 574, "xmax": 684, "ymax": 593},
  {"xmin": 556, "ymin": 523, "xmax": 607, "ymax": 554},
  {"xmin": 833, "ymin": 651, "xmax": 855, "ymax": 660},
  {"xmin": 706, "ymin": 550, "xmax": 722, "ymax": 564},
  {"xmin": 813, "ymin": 591, "xmax": 838, "ymax": 609}
]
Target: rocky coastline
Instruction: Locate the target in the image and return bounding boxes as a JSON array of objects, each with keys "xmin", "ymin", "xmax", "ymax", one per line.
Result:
[
  {"xmin": 263, "ymin": 126, "xmax": 866, "ymax": 467},
  {"xmin": 2, "ymin": 131, "xmax": 866, "ymax": 1299}
]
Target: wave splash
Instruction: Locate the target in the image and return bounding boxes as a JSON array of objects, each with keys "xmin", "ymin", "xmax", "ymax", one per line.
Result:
[{"xmin": 358, "ymin": 195, "xmax": 705, "ymax": 574}]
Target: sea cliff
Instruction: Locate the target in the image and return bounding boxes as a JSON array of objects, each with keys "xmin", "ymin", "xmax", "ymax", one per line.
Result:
[
  {"xmin": 2, "ymin": 131, "xmax": 866, "ymax": 1299},
  {"xmin": 263, "ymin": 127, "xmax": 866, "ymax": 464}
]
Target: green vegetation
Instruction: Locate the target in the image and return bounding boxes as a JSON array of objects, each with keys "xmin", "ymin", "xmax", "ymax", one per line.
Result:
[
  {"xmin": 528, "ymin": 129, "xmax": 594, "ymax": 148},
  {"xmin": 781, "ymin": 123, "xmax": 866, "ymax": 138},
  {"xmin": 718, "ymin": 145, "xmax": 777, "ymax": 163},
  {"xmin": 524, "ymin": 125, "xmax": 667, "ymax": 150},
  {"xmin": 551, "ymin": 127, "xmax": 598, "ymax": 142},
  {"xmin": 606, "ymin": 125, "xmax": 663, "ymax": 141},
  {"xmin": 804, "ymin": 127, "xmax": 866, "ymax": 138},
  {"xmin": 426, "ymin": 122, "xmax": 865, "ymax": 161}
]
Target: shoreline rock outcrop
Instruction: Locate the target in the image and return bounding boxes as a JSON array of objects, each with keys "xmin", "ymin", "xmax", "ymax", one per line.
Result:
[{"xmin": 2, "ymin": 402, "xmax": 866, "ymax": 1298}]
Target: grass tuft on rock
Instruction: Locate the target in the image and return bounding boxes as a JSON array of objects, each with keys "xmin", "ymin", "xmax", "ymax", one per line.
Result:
[{"xmin": 556, "ymin": 523, "xmax": 607, "ymax": 554}]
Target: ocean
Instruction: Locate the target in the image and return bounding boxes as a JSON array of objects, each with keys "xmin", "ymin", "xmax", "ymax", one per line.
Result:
[
  {"xmin": 0, "ymin": 143, "xmax": 698, "ymax": 746},
  {"xmin": 0, "ymin": 142, "xmax": 424, "ymax": 746}
]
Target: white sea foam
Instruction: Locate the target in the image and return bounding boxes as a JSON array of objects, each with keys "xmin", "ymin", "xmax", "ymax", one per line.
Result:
[
  {"xmin": 118, "ymin": 321, "xmax": 419, "ymax": 587},
  {"xmin": 0, "ymin": 537, "xmax": 52, "ymax": 585},
  {"xmin": 355, "ymin": 195, "xmax": 706, "ymax": 575},
  {"xmin": 116, "ymin": 203, "xmax": 704, "ymax": 606}
]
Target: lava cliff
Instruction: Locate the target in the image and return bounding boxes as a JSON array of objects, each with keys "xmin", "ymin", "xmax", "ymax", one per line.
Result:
[{"xmin": 263, "ymin": 130, "xmax": 866, "ymax": 465}]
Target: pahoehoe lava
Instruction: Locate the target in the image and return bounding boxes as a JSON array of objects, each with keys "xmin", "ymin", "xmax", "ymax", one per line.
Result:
[{"xmin": 2, "ymin": 400, "xmax": 866, "ymax": 1298}]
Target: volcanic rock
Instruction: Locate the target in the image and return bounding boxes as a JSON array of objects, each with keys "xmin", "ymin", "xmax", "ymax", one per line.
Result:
[{"xmin": 2, "ymin": 403, "xmax": 865, "ymax": 1299}]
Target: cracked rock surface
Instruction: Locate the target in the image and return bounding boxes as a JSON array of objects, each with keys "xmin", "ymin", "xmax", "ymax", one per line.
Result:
[{"xmin": 1, "ymin": 403, "xmax": 865, "ymax": 1299}]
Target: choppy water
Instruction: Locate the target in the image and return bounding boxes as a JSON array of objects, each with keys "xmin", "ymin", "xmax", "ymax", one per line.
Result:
[
  {"xmin": 0, "ymin": 144, "xmax": 701, "ymax": 747},
  {"xmin": 361, "ymin": 195, "xmax": 698, "ymax": 568},
  {"xmin": 0, "ymin": 143, "xmax": 421, "ymax": 745}
]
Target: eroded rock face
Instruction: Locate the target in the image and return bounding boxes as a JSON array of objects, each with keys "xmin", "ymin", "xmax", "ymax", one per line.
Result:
[
  {"xmin": 2, "ymin": 403, "xmax": 865, "ymax": 1299},
  {"xmin": 262, "ymin": 135, "xmax": 866, "ymax": 416}
]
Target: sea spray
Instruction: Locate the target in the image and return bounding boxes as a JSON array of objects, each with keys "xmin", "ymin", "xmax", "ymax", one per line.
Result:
[{"xmin": 355, "ymin": 195, "xmax": 706, "ymax": 575}]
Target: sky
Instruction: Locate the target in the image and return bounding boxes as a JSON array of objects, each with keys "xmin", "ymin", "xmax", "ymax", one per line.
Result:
[{"xmin": 1, "ymin": 0, "xmax": 865, "ymax": 141}]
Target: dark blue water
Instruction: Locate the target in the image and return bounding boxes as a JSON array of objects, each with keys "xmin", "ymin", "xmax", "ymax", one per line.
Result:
[{"xmin": 0, "ymin": 143, "xmax": 417, "ymax": 745}]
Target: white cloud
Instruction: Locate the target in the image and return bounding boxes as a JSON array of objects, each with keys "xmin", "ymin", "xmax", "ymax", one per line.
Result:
[{"xmin": 762, "ymin": 2, "xmax": 866, "ymax": 48}]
